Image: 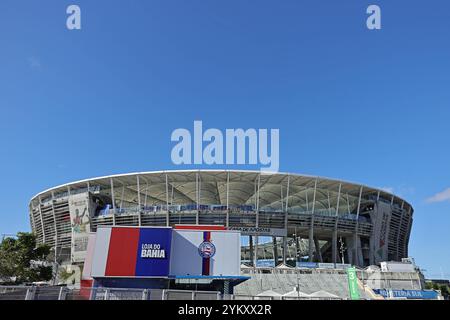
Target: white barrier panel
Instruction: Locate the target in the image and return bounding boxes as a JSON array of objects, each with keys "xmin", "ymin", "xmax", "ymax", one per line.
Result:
[
  {"xmin": 81, "ymin": 233, "xmax": 97, "ymax": 280},
  {"xmin": 90, "ymin": 228, "xmax": 112, "ymax": 277},
  {"xmin": 170, "ymin": 229, "xmax": 241, "ymax": 277}
]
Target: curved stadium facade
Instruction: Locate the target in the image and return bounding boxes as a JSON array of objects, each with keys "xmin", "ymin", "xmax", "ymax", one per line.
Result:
[{"xmin": 29, "ymin": 170, "xmax": 413, "ymax": 268}]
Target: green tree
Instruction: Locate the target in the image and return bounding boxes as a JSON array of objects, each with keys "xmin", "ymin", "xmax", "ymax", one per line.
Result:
[
  {"xmin": 0, "ymin": 232, "xmax": 53, "ymax": 284},
  {"xmin": 439, "ymin": 285, "xmax": 449, "ymax": 298},
  {"xmin": 58, "ymin": 267, "xmax": 76, "ymax": 285}
]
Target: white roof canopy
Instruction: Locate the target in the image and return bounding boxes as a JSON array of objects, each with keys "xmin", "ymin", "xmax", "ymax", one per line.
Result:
[{"xmin": 30, "ymin": 170, "xmax": 412, "ymax": 214}]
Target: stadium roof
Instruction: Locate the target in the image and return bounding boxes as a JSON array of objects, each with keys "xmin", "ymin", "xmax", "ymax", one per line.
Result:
[{"xmin": 30, "ymin": 170, "xmax": 412, "ymax": 213}]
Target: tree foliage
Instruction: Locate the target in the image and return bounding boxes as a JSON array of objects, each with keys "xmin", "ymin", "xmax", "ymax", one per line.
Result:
[
  {"xmin": 425, "ymin": 281, "xmax": 450, "ymax": 299},
  {"xmin": 439, "ymin": 285, "xmax": 449, "ymax": 299},
  {"xmin": 58, "ymin": 268, "xmax": 75, "ymax": 282},
  {"xmin": 0, "ymin": 232, "xmax": 53, "ymax": 284}
]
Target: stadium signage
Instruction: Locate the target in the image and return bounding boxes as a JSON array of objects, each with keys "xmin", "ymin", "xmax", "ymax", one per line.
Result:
[
  {"xmin": 69, "ymin": 193, "xmax": 90, "ymax": 263},
  {"xmin": 347, "ymin": 267, "xmax": 361, "ymax": 300},
  {"xmin": 297, "ymin": 262, "xmax": 318, "ymax": 268},
  {"xmin": 227, "ymin": 227, "xmax": 287, "ymax": 237},
  {"xmin": 140, "ymin": 243, "xmax": 166, "ymax": 259},
  {"xmin": 198, "ymin": 241, "xmax": 216, "ymax": 259},
  {"xmin": 372, "ymin": 289, "xmax": 439, "ymax": 299},
  {"xmin": 171, "ymin": 120, "xmax": 279, "ymax": 172}
]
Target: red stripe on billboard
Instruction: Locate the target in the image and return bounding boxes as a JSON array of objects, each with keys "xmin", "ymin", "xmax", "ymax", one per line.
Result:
[
  {"xmin": 105, "ymin": 228, "xmax": 140, "ymax": 276},
  {"xmin": 79, "ymin": 279, "xmax": 93, "ymax": 300}
]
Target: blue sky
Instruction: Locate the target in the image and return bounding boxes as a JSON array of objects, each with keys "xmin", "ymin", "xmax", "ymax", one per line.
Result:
[{"xmin": 0, "ymin": 0, "xmax": 449, "ymax": 279}]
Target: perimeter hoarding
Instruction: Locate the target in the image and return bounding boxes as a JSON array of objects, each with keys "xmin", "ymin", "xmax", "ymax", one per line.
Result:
[
  {"xmin": 372, "ymin": 289, "xmax": 439, "ymax": 300},
  {"xmin": 89, "ymin": 226, "xmax": 241, "ymax": 279},
  {"xmin": 91, "ymin": 227, "xmax": 172, "ymax": 278}
]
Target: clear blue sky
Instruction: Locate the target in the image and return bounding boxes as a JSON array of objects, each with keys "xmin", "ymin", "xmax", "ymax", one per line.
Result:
[{"xmin": 0, "ymin": 0, "xmax": 449, "ymax": 279}]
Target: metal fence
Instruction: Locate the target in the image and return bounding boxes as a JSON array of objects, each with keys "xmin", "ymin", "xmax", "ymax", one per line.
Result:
[
  {"xmin": 0, "ymin": 286, "xmax": 30, "ymax": 300},
  {"xmin": 0, "ymin": 286, "xmax": 223, "ymax": 300},
  {"xmin": 223, "ymin": 294, "xmax": 343, "ymax": 300},
  {"xmin": 0, "ymin": 286, "xmax": 347, "ymax": 300}
]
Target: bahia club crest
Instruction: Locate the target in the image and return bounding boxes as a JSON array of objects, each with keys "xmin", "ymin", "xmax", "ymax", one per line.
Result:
[{"xmin": 198, "ymin": 240, "xmax": 216, "ymax": 259}]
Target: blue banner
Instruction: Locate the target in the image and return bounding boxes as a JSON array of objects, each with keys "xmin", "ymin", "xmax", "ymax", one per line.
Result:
[
  {"xmin": 135, "ymin": 228, "xmax": 172, "ymax": 277},
  {"xmin": 373, "ymin": 289, "xmax": 439, "ymax": 300},
  {"xmin": 296, "ymin": 262, "xmax": 318, "ymax": 268},
  {"xmin": 256, "ymin": 259, "xmax": 275, "ymax": 267}
]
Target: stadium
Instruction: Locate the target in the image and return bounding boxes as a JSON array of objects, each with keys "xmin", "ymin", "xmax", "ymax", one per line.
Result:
[
  {"xmin": 21, "ymin": 169, "xmax": 442, "ymax": 300},
  {"xmin": 29, "ymin": 170, "xmax": 413, "ymax": 269}
]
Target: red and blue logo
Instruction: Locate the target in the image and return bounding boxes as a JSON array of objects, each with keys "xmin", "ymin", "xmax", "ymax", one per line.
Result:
[
  {"xmin": 199, "ymin": 231, "xmax": 216, "ymax": 275},
  {"xmin": 104, "ymin": 227, "xmax": 172, "ymax": 277},
  {"xmin": 198, "ymin": 240, "xmax": 216, "ymax": 259}
]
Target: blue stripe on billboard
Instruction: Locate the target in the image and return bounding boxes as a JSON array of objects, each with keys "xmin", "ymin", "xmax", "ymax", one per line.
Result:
[
  {"xmin": 200, "ymin": 231, "xmax": 212, "ymax": 275},
  {"xmin": 135, "ymin": 228, "xmax": 172, "ymax": 277}
]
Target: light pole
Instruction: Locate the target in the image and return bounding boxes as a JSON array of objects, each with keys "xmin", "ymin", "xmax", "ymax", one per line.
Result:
[
  {"xmin": 339, "ymin": 237, "xmax": 346, "ymax": 264},
  {"xmin": 293, "ymin": 228, "xmax": 300, "ymax": 299}
]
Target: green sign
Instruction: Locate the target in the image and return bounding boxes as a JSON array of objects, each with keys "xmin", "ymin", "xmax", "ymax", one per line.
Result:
[{"xmin": 347, "ymin": 267, "xmax": 360, "ymax": 300}]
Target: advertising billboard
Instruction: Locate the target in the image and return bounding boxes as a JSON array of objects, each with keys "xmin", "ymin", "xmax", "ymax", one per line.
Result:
[
  {"xmin": 91, "ymin": 227, "xmax": 172, "ymax": 278},
  {"xmin": 89, "ymin": 226, "xmax": 241, "ymax": 279},
  {"xmin": 69, "ymin": 193, "xmax": 91, "ymax": 263},
  {"xmin": 170, "ymin": 229, "xmax": 241, "ymax": 277},
  {"xmin": 372, "ymin": 289, "xmax": 439, "ymax": 300},
  {"xmin": 371, "ymin": 201, "xmax": 392, "ymax": 264}
]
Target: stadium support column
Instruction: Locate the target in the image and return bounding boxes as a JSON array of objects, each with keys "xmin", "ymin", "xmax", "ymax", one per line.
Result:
[
  {"xmin": 369, "ymin": 191, "xmax": 381, "ymax": 266},
  {"xmin": 110, "ymin": 178, "xmax": 116, "ymax": 226},
  {"xmin": 86, "ymin": 182, "xmax": 93, "ymax": 232},
  {"xmin": 196, "ymin": 172, "xmax": 200, "ymax": 225},
  {"xmin": 396, "ymin": 201, "xmax": 405, "ymax": 260},
  {"xmin": 314, "ymin": 237, "xmax": 323, "ymax": 262},
  {"xmin": 256, "ymin": 173, "xmax": 260, "ymax": 228},
  {"xmin": 254, "ymin": 174, "xmax": 261, "ymax": 267},
  {"xmin": 165, "ymin": 173, "xmax": 170, "ymax": 227},
  {"xmin": 273, "ymin": 237, "xmax": 278, "ymax": 266},
  {"xmin": 254, "ymin": 236, "xmax": 258, "ymax": 267},
  {"xmin": 136, "ymin": 175, "xmax": 141, "ymax": 226},
  {"xmin": 86, "ymin": 182, "xmax": 91, "ymax": 230},
  {"xmin": 249, "ymin": 236, "xmax": 254, "ymax": 266},
  {"xmin": 226, "ymin": 171, "xmax": 230, "ymax": 228},
  {"xmin": 37, "ymin": 195, "xmax": 45, "ymax": 244},
  {"xmin": 333, "ymin": 183, "xmax": 342, "ymax": 264},
  {"xmin": 283, "ymin": 175, "xmax": 290, "ymax": 265},
  {"xmin": 404, "ymin": 207, "xmax": 412, "ymax": 258},
  {"xmin": 308, "ymin": 178, "xmax": 318, "ymax": 262},
  {"xmin": 51, "ymin": 191, "xmax": 57, "ymax": 263},
  {"xmin": 353, "ymin": 186, "xmax": 363, "ymax": 266},
  {"xmin": 29, "ymin": 203, "xmax": 36, "ymax": 241},
  {"xmin": 119, "ymin": 183, "xmax": 125, "ymax": 211},
  {"xmin": 282, "ymin": 237, "xmax": 287, "ymax": 264}
]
